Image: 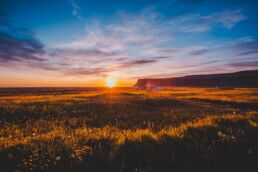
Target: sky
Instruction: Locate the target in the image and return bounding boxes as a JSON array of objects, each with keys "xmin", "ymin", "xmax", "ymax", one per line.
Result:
[{"xmin": 0, "ymin": 0, "xmax": 258, "ymax": 87}]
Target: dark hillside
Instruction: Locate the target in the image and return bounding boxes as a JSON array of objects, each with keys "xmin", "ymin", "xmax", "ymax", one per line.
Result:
[{"xmin": 134, "ymin": 70, "xmax": 258, "ymax": 89}]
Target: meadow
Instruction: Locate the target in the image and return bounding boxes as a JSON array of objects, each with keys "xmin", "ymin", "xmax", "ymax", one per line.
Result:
[{"xmin": 0, "ymin": 87, "xmax": 258, "ymax": 172}]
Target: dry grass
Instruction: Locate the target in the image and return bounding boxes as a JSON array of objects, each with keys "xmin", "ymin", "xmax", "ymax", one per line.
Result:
[{"xmin": 0, "ymin": 87, "xmax": 257, "ymax": 171}]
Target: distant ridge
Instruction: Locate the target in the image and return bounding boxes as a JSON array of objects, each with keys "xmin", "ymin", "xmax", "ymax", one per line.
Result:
[{"xmin": 134, "ymin": 70, "xmax": 258, "ymax": 89}]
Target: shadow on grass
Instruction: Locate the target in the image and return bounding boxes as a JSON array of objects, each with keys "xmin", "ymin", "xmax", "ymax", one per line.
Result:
[
  {"xmin": 1, "ymin": 117, "xmax": 258, "ymax": 172},
  {"xmin": 190, "ymin": 98, "xmax": 258, "ymax": 111}
]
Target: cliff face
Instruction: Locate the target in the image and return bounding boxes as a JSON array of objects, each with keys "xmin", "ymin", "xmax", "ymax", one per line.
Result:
[{"xmin": 134, "ymin": 70, "xmax": 258, "ymax": 89}]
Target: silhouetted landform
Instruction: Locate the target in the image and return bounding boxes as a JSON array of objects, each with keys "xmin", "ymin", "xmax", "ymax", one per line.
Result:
[{"xmin": 134, "ymin": 70, "xmax": 258, "ymax": 89}]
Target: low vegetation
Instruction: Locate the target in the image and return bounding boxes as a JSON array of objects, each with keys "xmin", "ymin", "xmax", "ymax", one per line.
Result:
[{"xmin": 0, "ymin": 87, "xmax": 257, "ymax": 171}]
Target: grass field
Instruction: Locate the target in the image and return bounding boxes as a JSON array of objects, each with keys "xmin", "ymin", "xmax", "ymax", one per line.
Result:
[{"xmin": 0, "ymin": 87, "xmax": 258, "ymax": 171}]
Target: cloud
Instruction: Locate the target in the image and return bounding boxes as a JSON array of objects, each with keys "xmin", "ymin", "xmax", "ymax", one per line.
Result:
[
  {"xmin": 71, "ymin": 0, "xmax": 85, "ymax": 23},
  {"xmin": 190, "ymin": 49, "xmax": 208, "ymax": 56},
  {"xmin": 63, "ymin": 67, "xmax": 110, "ymax": 76},
  {"xmin": 203, "ymin": 10, "xmax": 246, "ymax": 29},
  {"xmin": 200, "ymin": 60, "xmax": 218, "ymax": 65},
  {"xmin": 119, "ymin": 59, "xmax": 157, "ymax": 68},
  {"xmin": 59, "ymin": 8, "xmax": 246, "ymax": 55},
  {"xmin": 0, "ymin": 30, "xmax": 45, "ymax": 63},
  {"xmin": 50, "ymin": 8, "xmax": 247, "ymax": 77},
  {"xmin": 228, "ymin": 61, "xmax": 258, "ymax": 68},
  {"xmin": 64, "ymin": 59, "xmax": 157, "ymax": 76},
  {"xmin": 0, "ymin": 12, "xmax": 45, "ymax": 63},
  {"xmin": 58, "ymin": 9, "xmax": 165, "ymax": 51},
  {"xmin": 233, "ymin": 40, "xmax": 258, "ymax": 57},
  {"xmin": 180, "ymin": 10, "xmax": 245, "ymax": 32},
  {"xmin": 57, "ymin": 8, "xmax": 245, "ymax": 60},
  {"xmin": 50, "ymin": 48, "xmax": 117, "ymax": 58},
  {"xmin": 237, "ymin": 49, "xmax": 258, "ymax": 57},
  {"xmin": 0, "ymin": 7, "xmax": 252, "ymax": 81}
]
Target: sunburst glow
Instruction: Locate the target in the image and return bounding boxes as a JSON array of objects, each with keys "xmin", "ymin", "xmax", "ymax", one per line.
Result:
[{"xmin": 106, "ymin": 78, "xmax": 116, "ymax": 88}]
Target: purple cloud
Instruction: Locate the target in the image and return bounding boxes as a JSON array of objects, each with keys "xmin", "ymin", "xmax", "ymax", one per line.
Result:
[
  {"xmin": 0, "ymin": 13, "xmax": 45, "ymax": 63},
  {"xmin": 233, "ymin": 41, "xmax": 258, "ymax": 57},
  {"xmin": 119, "ymin": 59, "xmax": 157, "ymax": 68},
  {"xmin": 228, "ymin": 61, "xmax": 258, "ymax": 68},
  {"xmin": 190, "ymin": 49, "xmax": 208, "ymax": 56},
  {"xmin": 63, "ymin": 67, "xmax": 111, "ymax": 76}
]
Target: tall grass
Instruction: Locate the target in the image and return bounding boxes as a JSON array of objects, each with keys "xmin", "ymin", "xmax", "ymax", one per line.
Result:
[{"xmin": 0, "ymin": 87, "xmax": 257, "ymax": 171}]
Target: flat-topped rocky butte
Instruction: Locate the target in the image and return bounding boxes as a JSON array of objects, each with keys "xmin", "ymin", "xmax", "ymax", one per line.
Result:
[{"xmin": 134, "ymin": 70, "xmax": 258, "ymax": 89}]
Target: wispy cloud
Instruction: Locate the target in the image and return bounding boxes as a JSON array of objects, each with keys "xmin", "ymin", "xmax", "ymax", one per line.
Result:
[
  {"xmin": 232, "ymin": 39, "xmax": 258, "ymax": 57},
  {"xmin": 190, "ymin": 49, "xmax": 208, "ymax": 56},
  {"xmin": 71, "ymin": 0, "xmax": 85, "ymax": 23},
  {"xmin": 202, "ymin": 10, "xmax": 245, "ymax": 29},
  {"xmin": 118, "ymin": 59, "xmax": 157, "ymax": 68},
  {"xmin": 0, "ymin": 6, "xmax": 253, "ymax": 84},
  {"xmin": 64, "ymin": 67, "xmax": 111, "ymax": 76},
  {"xmin": 228, "ymin": 61, "xmax": 258, "ymax": 68},
  {"xmin": 59, "ymin": 8, "xmax": 246, "ymax": 53},
  {"xmin": 178, "ymin": 10, "xmax": 245, "ymax": 32},
  {"xmin": 42, "ymin": 8, "xmax": 251, "ymax": 79}
]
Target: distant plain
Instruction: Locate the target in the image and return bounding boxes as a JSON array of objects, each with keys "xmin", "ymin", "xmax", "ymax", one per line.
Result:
[{"xmin": 0, "ymin": 87, "xmax": 258, "ymax": 171}]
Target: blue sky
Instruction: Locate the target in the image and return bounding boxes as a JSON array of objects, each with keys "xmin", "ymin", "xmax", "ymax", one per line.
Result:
[{"xmin": 0, "ymin": 0, "xmax": 258, "ymax": 86}]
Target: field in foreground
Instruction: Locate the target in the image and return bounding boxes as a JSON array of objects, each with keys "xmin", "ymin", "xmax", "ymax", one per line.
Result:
[{"xmin": 0, "ymin": 87, "xmax": 258, "ymax": 172}]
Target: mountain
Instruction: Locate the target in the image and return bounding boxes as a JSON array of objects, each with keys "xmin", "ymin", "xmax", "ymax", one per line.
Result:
[{"xmin": 134, "ymin": 70, "xmax": 258, "ymax": 89}]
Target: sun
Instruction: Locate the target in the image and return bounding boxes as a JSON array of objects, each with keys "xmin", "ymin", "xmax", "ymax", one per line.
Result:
[{"xmin": 106, "ymin": 78, "xmax": 116, "ymax": 88}]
